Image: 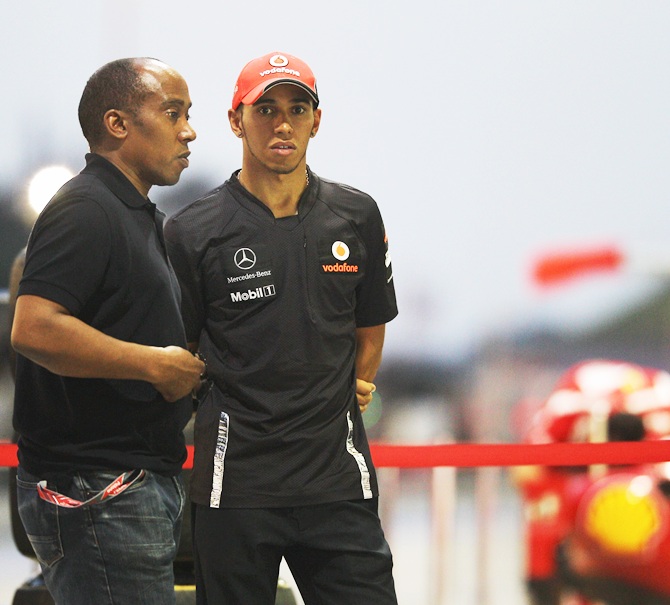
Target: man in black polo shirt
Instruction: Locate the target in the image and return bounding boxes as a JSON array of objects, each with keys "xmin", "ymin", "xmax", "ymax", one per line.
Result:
[
  {"xmin": 11, "ymin": 58, "xmax": 204, "ymax": 605},
  {"xmin": 165, "ymin": 52, "xmax": 399, "ymax": 604}
]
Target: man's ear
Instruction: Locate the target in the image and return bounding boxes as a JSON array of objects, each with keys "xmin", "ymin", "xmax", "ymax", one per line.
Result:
[
  {"xmin": 228, "ymin": 108, "xmax": 243, "ymax": 138},
  {"xmin": 103, "ymin": 109, "xmax": 129, "ymax": 141},
  {"xmin": 310, "ymin": 107, "xmax": 322, "ymax": 138}
]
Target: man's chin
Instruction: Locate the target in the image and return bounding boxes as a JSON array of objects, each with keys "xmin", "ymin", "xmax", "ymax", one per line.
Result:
[{"xmin": 157, "ymin": 172, "xmax": 184, "ymax": 187}]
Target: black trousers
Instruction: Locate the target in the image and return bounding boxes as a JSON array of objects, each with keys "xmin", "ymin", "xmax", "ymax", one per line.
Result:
[{"xmin": 193, "ymin": 498, "xmax": 398, "ymax": 605}]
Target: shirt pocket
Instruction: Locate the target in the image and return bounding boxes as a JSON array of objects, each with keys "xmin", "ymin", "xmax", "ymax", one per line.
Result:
[{"xmin": 312, "ymin": 236, "xmax": 365, "ymax": 321}]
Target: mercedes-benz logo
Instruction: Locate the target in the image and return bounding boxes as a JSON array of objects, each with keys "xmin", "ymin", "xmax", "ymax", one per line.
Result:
[{"xmin": 234, "ymin": 247, "xmax": 256, "ymax": 270}]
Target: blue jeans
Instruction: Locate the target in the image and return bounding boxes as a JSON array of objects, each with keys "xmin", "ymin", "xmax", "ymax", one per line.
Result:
[{"xmin": 17, "ymin": 466, "xmax": 185, "ymax": 605}]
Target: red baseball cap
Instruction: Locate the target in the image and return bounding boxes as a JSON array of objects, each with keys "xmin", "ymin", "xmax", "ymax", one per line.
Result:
[{"xmin": 231, "ymin": 52, "xmax": 319, "ymax": 110}]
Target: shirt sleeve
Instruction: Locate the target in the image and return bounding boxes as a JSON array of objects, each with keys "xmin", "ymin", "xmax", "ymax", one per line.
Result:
[
  {"xmin": 354, "ymin": 201, "xmax": 398, "ymax": 328},
  {"xmin": 18, "ymin": 196, "xmax": 112, "ymax": 316},
  {"xmin": 164, "ymin": 212, "xmax": 206, "ymax": 343}
]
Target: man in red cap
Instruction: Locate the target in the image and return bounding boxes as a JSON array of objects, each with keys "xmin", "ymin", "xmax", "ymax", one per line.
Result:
[{"xmin": 165, "ymin": 52, "xmax": 399, "ymax": 604}]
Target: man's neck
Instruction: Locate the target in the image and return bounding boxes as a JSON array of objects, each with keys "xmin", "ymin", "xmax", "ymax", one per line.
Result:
[
  {"xmin": 238, "ymin": 164, "xmax": 308, "ymax": 218},
  {"xmin": 94, "ymin": 149, "xmax": 151, "ymax": 199}
]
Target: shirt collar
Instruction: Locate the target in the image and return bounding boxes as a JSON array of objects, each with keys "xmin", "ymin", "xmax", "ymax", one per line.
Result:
[
  {"xmin": 82, "ymin": 153, "xmax": 154, "ymax": 210},
  {"xmin": 227, "ymin": 167, "xmax": 318, "ymax": 221}
]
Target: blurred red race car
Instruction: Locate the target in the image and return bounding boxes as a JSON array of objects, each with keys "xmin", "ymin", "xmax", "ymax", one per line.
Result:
[{"xmin": 513, "ymin": 359, "xmax": 670, "ymax": 605}]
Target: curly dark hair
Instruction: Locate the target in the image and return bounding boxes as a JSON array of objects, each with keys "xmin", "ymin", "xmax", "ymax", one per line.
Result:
[{"xmin": 78, "ymin": 58, "xmax": 158, "ymax": 149}]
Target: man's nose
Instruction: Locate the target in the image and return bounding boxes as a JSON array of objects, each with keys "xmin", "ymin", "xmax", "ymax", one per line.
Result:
[{"xmin": 181, "ymin": 122, "xmax": 197, "ymax": 142}]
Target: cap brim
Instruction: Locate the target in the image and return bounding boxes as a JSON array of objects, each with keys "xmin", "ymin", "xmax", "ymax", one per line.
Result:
[{"xmin": 239, "ymin": 78, "xmax": 319, "ymax": 108}]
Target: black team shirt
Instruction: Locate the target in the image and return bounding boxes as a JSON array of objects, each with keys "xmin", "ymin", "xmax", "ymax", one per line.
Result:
[{"xmin": 165, "ymin": 169, "xmax": 398, "ymax": 508}]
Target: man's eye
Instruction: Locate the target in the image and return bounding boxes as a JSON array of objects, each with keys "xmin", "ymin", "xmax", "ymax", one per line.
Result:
[
  {"xmin": 166, "ymin": 110, "xmax": 179, "ymax": 119},
  {"xmin": 258, "ymin": 106, "xmax": 273, "ymax": 115},
  {"xmin": 293, "ymin": 106, "xmax": 306, "ymax": 115}
]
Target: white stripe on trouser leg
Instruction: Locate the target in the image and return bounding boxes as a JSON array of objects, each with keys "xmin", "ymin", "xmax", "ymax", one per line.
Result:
[
  {"xmin": 346, "ymin": 411, "xmax": 373, "ymax": 499},
  {"xmin": 210, "ymin": 411, "xmax": 229, "ymax": 508}
]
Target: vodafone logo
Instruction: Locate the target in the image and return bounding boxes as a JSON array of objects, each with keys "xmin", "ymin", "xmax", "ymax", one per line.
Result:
[
  {"xmin": 331, "ymin": 241, "xmax": 350, "ymax": 261},
  {"xmin": 260, "ymin": 55, "xmax": 301, "ymax": 78},
  {"xmin": 269, "ymin": 54, "xmax": 289, "ymax": 68},
  {"xmin": 324, "ymin": 240, "xmax": 358, "ymax": 273},
  {"xmin": 322, "ymin": 263, "xmax": 359, "ymax": 273}
]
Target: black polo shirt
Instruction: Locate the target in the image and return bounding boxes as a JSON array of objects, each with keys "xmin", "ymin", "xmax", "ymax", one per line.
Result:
[
  {"xmin": 165, "ymin": 170, "xmax": 398, "ymax": 508},
  {"xmin": 14, "ymin": 153, "xmax": 192, "ymax": 476}
]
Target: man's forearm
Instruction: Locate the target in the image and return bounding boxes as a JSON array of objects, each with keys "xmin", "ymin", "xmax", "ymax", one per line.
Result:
[
  {"xmin": 13, "ymin": 295, "xmax": 160, "ymax": 381},
  {"xmin": 355, "ymin": 324, "xmax": 386, "ymax": 381},
  {"xmin": 11, "ymin": 294, "xmax": 204, "ymax": 401}
]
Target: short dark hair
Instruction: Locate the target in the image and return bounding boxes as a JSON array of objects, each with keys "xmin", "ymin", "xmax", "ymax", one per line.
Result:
[{"xmin": 78, "ymin": 58, "xmax": 156, "ymax": 148}]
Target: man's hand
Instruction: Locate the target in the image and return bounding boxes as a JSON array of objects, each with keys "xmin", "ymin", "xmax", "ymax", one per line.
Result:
[
  {"xmin": 356, "ymin": 378, "xmax": 376, "ymax": 413},
  {"xmin": 151, "ymin": 346, "xmax": 205, "ymax": 402}
]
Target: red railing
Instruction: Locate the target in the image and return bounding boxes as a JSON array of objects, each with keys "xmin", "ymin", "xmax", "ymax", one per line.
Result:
[{"xmin": 2, "ymin": 440, "xmax": 670, "ymax": 469}]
